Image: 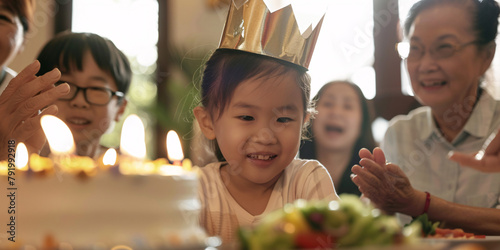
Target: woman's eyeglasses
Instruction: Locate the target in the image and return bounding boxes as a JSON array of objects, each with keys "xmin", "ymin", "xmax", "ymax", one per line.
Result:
[
  {"xmin": 396, "ymin": 40, "xmax": 478, "ymax": 61},
  {"xmin": 54, "ymin": 81, "xmax": 124, "ymax": 106}
]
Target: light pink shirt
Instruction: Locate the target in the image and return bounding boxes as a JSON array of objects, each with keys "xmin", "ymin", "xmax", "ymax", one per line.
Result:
[{"xmin": 198, "ymin": 159, "xmax": 338, "ymax": 243}]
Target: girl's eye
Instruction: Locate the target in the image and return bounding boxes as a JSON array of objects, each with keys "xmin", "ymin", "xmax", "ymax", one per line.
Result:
[
  {"xmin": 238, "ymin": 115, "xmax": 254, "ymax": 121},
  {"xmin": 277, "ymin": 117, "xmax": 293, "ymax": 123},
  {"xmin": 322, "ymin": 102, "xmax": 334, "ymax": 108}
]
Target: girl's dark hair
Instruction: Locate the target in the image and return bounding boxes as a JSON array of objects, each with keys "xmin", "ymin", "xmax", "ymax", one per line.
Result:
[
  {"xmin": 36, "ymin": 32, "xmax": 132, "ymax": 96},
  {"xmin": 3, "ymin": 0, "xmax": 35, "ymax": 33},
  {"xmin": 199, "ymin": 49, "xmax": 312, "ymax": 161},
  {"xmin": 299, "ymin": 81, "xmax": 376, "ymax": 163},
  {"xmin": 404, "ymin": 0, "xmax": 500, "ymax": 46}
]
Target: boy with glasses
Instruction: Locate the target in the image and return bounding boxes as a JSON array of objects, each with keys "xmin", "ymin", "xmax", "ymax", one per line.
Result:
[{"xmin": 37, "ymin": 32, "xmax": 131, "ymax": 159}]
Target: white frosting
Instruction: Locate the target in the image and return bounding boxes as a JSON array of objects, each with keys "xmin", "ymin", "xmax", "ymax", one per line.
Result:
[{"xmin": 0, "ymin": 171, "xmax": 206, "ymax": 249}]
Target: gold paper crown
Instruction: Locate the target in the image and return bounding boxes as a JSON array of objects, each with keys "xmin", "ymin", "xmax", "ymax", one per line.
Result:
[{"xmin": 219, "ymin": 0, "xmax": 329, "ymax": 69}]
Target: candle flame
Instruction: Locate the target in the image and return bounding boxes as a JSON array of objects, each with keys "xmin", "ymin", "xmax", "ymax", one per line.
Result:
[
  {"xmin": 397, "ymin": 42, "xmax": 410, "ymax": 59},
  {"xmin": 103, "ymin": 148, "xmax": 118, "ymax": 166},
  {"xmin": 120, "ymin": 114, "xmax": 146, "ymax": 159},
  {"xmin": 15, "ymin": 143, "xmax": 28, "ymax": 171},
  {"xmin": 40, "ymin": 115, "xmax": 75, "ymax": 154},
  {"xmin": 166, "ymin": 130, "xmax": 183, "ymax": 162}
]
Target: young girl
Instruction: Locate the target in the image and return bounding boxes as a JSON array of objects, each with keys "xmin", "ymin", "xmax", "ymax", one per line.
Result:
[
  {"xmin": 300, "ymin": 81, "xmax": 376, "ymax": 196},
  {"xmin": 194, "ymin": 49, "xmax": 339, "ymax": 242}
]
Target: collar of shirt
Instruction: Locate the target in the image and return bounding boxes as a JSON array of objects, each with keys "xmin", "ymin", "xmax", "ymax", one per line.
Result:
[{"xmin": 418, "ymin": 89, "xmax": 496, "ymax": 144}]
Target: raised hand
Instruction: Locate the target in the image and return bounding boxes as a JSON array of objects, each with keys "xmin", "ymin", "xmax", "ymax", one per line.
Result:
[
  {"xmin": 448, "ymin": 129, "xmax": 500, "ymax": 173},
  {"xmin": 0, "ymin": 61, "xmax": 69, "ymax": 160}
]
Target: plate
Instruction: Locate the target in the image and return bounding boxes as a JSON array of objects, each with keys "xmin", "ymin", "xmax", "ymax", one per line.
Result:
[{"xmin": 421, "ymin": 236, "xmax": 500, "ymax": 249}]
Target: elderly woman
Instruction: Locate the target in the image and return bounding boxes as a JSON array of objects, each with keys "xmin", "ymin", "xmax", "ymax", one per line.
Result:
[{"xmin": 352, "ymin": 0, "xmax": 500, "ymax": 235}]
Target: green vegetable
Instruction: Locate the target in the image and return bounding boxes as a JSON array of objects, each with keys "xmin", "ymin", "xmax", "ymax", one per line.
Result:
[{"xmin": 406, "ymin": 213, "xmax": 440, "ymax": 236}]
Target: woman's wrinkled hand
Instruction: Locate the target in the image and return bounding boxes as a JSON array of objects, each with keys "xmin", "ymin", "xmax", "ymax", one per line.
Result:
[
  {"xmin": 351, "ymin": 147, "xmax": 422, "ymax": 216},
  {"xmin": 0, "ymin": 60, "xmax": 69, "ymax": 160}
]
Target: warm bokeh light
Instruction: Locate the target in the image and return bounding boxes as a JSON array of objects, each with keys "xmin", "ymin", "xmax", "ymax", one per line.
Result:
[
  {"xmin": 0, "ymin": 161, "xmax": 7, "ymax": 175},
  {"xmin": 103, "ymin": 148, "xmax": 118, "ymax": 166},
  {"xmin": 158, "ymin": 165, "xmax": 184, "ymax": 176},
  {"xmin": 120, "ymin": 114, "xmax": 146, "ymax": 159},
  {"xmin": 166, "ymin": 130, "xmax": 184, "ymax": 162},
  {"xmin": 29, "ymin": 154, "xmax": 53, "ymax": 172},
  {"xmin": 40, "ymin": 115, "xmax": 75, "ymax": 155},
  {"xmin": 15, "ymin": 142, "xmax": 28, "ymax": 171},
  {"xmin": 396, "ymin": 42, "xmax": 410, "ymax": 59},
  {"xmin": 182, "ymin": 158, "xmax": 193, "ymax": 172}
]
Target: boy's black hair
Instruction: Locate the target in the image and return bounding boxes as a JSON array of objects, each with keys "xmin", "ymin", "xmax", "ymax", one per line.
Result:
[{"xmin": 36, "ymin": 32, "xmax": 131, "ymax": 96}]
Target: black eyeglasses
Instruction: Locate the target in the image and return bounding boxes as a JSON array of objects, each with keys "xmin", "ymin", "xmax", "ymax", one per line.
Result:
[
  {"xmin": 55, "ymin": 81, "xmax": 124, "ymax": 106},
  {"xmin": 397, "ymin": 40, "xmax": 478, "ymax": 61}
]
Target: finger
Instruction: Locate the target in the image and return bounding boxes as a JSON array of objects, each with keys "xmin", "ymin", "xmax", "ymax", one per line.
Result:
[
  {"xmin": 481, "ymin": 156, "xmax": 500, "ymax": 173},
  {"xmin": 373, "ymin": 147, "xmax": 386, "ymax": 166},
  {"xmin": 351, "ymin": 164, "xmax": 383, "ymax": 189},
  {"xmin": 385, "ymin": 163, "xmax": 407, "ymax": 178},
  {"xmin": 10, "ymin": 105, "xmax": 58, "ymax": 142},
  {"xmin": 351, "ymin": 174, "xmax": 377, "ymax": 197},
  {"xmin": 359, "ymin": 158, "xmax": 388, "ymax": 181},
  {"xmin": 13, "ymin": 68, "xmax": 62, "ymax": 103},
  {"xmin": 351, "ymin": 164, "xmax": 363, "ymax": 173},
  {"xmin": 0, "ymin": 60, "xmax": 40, "ymax": 98},
  {"xmin": 485, "ymin": 132, "xmax": 500, "ymax": 155},
  {"xmin": 359, "ymin": 148, "xmax": 374, "ymax": 160},
  {"xmin": 448, "ymin": 151, "xmax": 483, "ymax": 168},
  {"xmin": 452, "ymin": 154, "xmax": 500, "ymax": 173},
  {"xmin": 10, "ymin": 84, "xmax": 68, "ymax": 128},
  {"xmin": 353, "ymin": 178, "xmax": 380, "ymax": 203},
  {"xmin": 24, "ymin": 128, "xmax": 47, "ymax": 155}
]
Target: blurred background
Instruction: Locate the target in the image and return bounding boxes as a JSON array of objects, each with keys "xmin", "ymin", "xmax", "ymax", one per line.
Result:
[{"xmin": 9, "ymin": 0, "xmax": 500, "ymax": 160}]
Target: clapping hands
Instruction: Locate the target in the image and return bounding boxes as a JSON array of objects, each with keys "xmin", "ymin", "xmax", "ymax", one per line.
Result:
[{"xmin": 351, "ymin": 147, "xmax": 423, "ymax": 216}]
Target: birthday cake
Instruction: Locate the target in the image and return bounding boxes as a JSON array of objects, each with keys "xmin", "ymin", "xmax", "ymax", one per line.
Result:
[{"xmin": 0, "ymin": 158, "xmax": 207, "ymax": 249}]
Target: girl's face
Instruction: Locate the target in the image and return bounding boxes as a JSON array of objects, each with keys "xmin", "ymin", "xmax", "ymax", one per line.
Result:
[
  {"xmin": 55, "ymin": 51, "xmax": 126, "ymax": 156},
  {"xmin": 0, "ymin": 2, "xmax": 24, "ymax": 69},
  {"xmin": 406, "ymin": 4, "xmax": 493, "ymax": 112},
  {"xmin": 210, "ymin": 73, "xmax": 306, "ymax": 186},
  {"xmin": 312, "ymin": 82, "xmax": 362, "ymax": 152}
]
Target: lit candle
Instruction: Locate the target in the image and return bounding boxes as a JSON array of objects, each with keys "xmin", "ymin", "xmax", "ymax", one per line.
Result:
[
  {"xmin": 40, "ymin": 115, "xmax": 95, "ymax": 174},
  {"xmin": 119, "ymin": 114, "xmax": 150, "ymax": 175},
  {"xmin": 158, "ymin": 130, "xmax": 192, "ymax": 174},
  {"xmin": 40, "ymin": 115, "xmax": 76, "ymax": 172},
  {"xmin": 40, "ymin": 115, "xmax": 75, "ymax": 155},
  {"xmin": 166, "ymin": 130, "xmax": 183, "ymax": 166},
  {"xmin": 15, "ymin": 142, "xmax": 28, "ymax": 171},
  {"xmin": 102, "ymin": 148, "xmax": 118, "ymax": 168}
]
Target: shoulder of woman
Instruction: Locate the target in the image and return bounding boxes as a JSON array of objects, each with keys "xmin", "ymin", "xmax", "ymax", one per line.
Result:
[{"xmin": 387, "ymin": 106, "xmax": 430, "ymax": 129}]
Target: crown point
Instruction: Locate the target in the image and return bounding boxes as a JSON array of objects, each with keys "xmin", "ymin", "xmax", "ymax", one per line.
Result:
[{"xmin": 221, "ymin": 0, "xmax": 328, "ymax": 69}]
